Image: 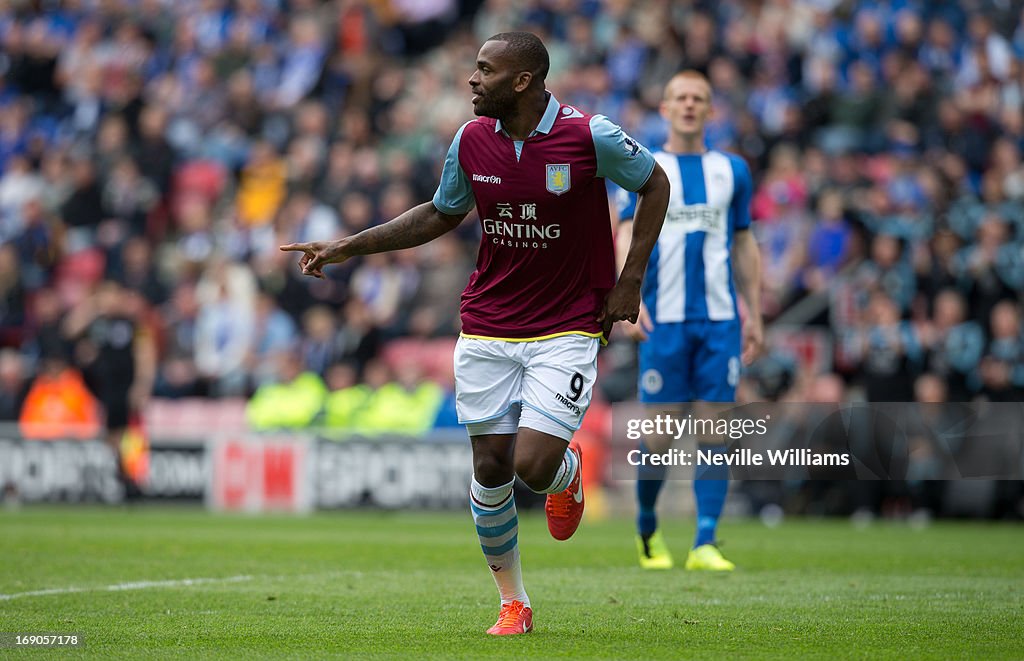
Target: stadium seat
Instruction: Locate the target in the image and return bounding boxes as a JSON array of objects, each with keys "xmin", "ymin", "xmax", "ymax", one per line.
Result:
[{"xmin": 171, "ymin": 160, "xmax": 227, "ymax": 218}]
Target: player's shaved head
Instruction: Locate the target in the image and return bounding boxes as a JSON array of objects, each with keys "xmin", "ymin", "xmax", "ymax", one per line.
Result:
[
  {"xmin": 664, "ymin": 70, "xmax": 712, "ymax": 100},
  {"xmin": 486, "ymin": 31, "xmax": 549, "ymax": 85}
]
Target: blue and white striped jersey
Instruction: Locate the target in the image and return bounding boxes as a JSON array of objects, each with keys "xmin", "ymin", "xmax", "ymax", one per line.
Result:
[{"xmin": 618, "ymin": 149, "xmax": 753, "ymax": 323}]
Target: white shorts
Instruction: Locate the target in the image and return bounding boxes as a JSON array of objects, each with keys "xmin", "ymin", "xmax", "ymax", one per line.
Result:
[{"xmin": 454, "ymin": 334, "xmax": 600, "ymax": 442}]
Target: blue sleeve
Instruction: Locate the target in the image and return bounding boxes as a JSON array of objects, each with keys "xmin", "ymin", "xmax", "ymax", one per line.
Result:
[
  {"xmin": 432, "ymin": 121, "xmax": 474, "ymax": 215},
  {"xmin": 590, "ymin": 115, "xmax": 656, "ymax": 192},
  {"xmin": 614, "ymin": 186, "xmax": 638, "ymax": 221},
  {"xmin": 730, "ymin": 154, "xmax": 753, "ymax": 231}
]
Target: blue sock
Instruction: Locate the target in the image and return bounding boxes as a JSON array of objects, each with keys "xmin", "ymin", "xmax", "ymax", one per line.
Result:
[
  {"xmin": 694, "ymin": 445, "xmax": 729, "ymax": 548},
  {"xmin": 471, "ymin": 478, "xmax": 528, "ymax": 606},
  {"xmin": 636, "ymin": 442, "xmax": 666, "ymax": 538}
]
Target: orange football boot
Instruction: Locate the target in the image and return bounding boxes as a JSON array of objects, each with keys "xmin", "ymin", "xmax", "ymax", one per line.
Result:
[
  {"xmin": 545, "ymin": 442, "xmax": 584, "ymax": 541},
  {"xmin": 486, "ymin": 600, "xmax": 533, "ymax": 635}
]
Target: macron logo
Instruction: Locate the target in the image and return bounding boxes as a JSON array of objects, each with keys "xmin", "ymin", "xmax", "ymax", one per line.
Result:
[{"xmin": 473, "ymin": 173, "xmax": 502, "ymax": 184}]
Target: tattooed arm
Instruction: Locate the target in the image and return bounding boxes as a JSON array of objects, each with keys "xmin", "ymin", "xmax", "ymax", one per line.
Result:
[{"xmin": 281, "ymin": 202, "xmax": 467, "ymax": 278}]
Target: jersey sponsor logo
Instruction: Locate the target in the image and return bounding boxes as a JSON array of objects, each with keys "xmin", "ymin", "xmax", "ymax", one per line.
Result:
[
  {"xmin": 545, "ymin": 163, "xmax": 571, "ymax": 196},
  {"xmin": 665, "ymin": 204, "xmax": 727, "ymax": 235},
  {"xmin": 641, "ymin": 369, "xmax": 663, "ymax": 395},
  {"xmin": 481, "ymin": 217, "xmax": 561, "ymax": 249},
  {"xmin": 472, "ymin": 173, "xmax": 502, "ymax": 184},
  {"xmin": 555, "ymin": 392, "xmax": 582, "ymax": 417}
]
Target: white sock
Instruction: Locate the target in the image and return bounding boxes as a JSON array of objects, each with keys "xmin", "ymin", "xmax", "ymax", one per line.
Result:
[
  {"xmin": 470, "ymin": 478, "xmax": 529, "ymax": 607},
  {"xmin": 541, "ymin": 446, "xmax": 579, "ymax": 494}
]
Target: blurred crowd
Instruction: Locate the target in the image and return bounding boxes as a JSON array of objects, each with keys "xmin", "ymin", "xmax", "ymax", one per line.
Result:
[{"xmin": 0, "ymin": 0, "xmax": 1022, "ymax": 440}]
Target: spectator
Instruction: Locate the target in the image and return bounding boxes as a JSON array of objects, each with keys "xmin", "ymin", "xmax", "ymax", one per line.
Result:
[
  {"xmin": 14, "ymin": 198, "xmax": 58, "ymax": 289},
  {"xmin": 95, "ymin": 115, "xmax": 133, "ymax": 181},
  {"xmin": 341, "ymin": 359, "xmax": 440, "ymax": 437},
  {"xmin": 246, "ymin": 350, "xmax": 327, "ymax": 430},
  {"xmin": 351, "ymin": 253, "xmax": 407, "ymax": 331},
  {"xmin": 0, "ymin": 243, "xmax": 27, "ymax": 345},
  {"xmin": 335, "ymin": 298, "xmax": 382, "ymax": 376},
  {"xmin": 281, "ymin": 190, "xmax": 342, "ymax": 246},
  {"xmin": 235, "ymin": 140, "xmax": 287, "ymax": 227},
  {"xmin": 38, "ymin": 150, "xmax": 74, "ymax": 217},
  {"xmin": 980, "ymin": 301, "xmax": 1024, "ymax": 401},
  {"xmin": 801, "ymin": 189, "xmax": 852, "ymax": 294},
  {"xmin": 270, "ymin": 16, "xmax": 327, "ymax": 109},
  {"xmin": 407, "ymin": 235, "xmax": 473, "ymax": 337},
  {"xmin": 953, "ymin": 216, "xmax": 1015, "ymax": 324},
  {"xmin": 194, "ymin": 262, "xmax": 256, "ymax": 396},
  {"xmin": 0, "ymin": 348, "xmax": 28, "ymax": 421},
  {"xmin": 108, "ymin": 236, "xmax": 168, "ymax": 306},
  {"xmin": 101, "ymin": 157, "xmax": 160, "ymax": 236},
  {"xmin": 0, "ymin": 154, "xmax": 45, "ymax": 238},
  {"xmin": 322, "ymin": 361, "xmax": 372, "ymax": 435},
  {"xmin": 860, "ymin": 291, "xmax": 922, "ymax": 402},
  {"xmin": 154, "ymin": 283, "xmax": 203, "ymax": 398},
  {"xmin": 922, "ymin": 289, "xmax": 985, "ymax": 401},
  {"xmin": 133, "ymin": 105, "xmax": 177, "ymax": 199},
  {"xmin": 246, "ymin": 291, "xmax": 299, "ymax": 389},
  {"xmin": 19, "ymin": 343, "xmax": 101, "ymax": 440},
  {"xmin": 300, "ymin": 305, "xmax": 340, "ymax": 376},
  {"xmin": 853, "ymin": 232, "xmax": 916, "ymax": 313},
  {"xmin": 59, "ymin": 154, "xmax": 105, "ymax": 252}
]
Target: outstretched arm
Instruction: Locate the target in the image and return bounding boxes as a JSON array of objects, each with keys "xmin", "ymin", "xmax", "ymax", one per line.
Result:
[
  {"xmin": 598, "ymin": 163, "xmax": 670, "ymax": 334},
  {"xmin": 280, "ymin": 202, "xmax": 467, "ymax": 278}
]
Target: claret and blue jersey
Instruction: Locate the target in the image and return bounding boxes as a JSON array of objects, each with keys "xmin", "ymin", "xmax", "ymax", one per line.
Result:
[
  {"xmin": 618, "ymin": 149, "xmax": 753, "ymax": 403},
  {"xmin": 433, "ymin": 92, "xmax": 656, "ymax": 342}
]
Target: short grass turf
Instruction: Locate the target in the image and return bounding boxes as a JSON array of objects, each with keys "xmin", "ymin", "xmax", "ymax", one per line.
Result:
[{"xmin": 1, "ymin": 506, "xmax": 1022, "ymax": 660}]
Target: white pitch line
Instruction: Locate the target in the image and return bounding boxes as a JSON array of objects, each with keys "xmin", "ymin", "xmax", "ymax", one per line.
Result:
[{"xmin": 0, "ymin": 575, "xmax": 253, "ymax": 602}]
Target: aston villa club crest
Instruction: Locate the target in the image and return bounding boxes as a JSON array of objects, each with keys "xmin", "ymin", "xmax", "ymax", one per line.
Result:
[{"xmin": 546, "ymin": 163, "xmax": 570, "ymax": 195}]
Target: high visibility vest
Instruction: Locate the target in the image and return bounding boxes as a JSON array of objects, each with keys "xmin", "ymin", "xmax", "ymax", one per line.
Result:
[
  {"xmin": 354, "ymin": 382, "xmax": 443, "ymax": 437},
  {"xmin": 19, "ymin": 368, "xmax": 102, "ymax": 439},
  {"xmin": 246, "ymin": 372, "xmax": 327, "ymax": 430},
  {"xmin": 323, "ymin": 385, "xmax": 373, "ymax": 431}
]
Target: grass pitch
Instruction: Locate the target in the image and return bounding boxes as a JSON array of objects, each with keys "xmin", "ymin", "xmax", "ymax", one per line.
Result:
[{"xmin": 1, "ymin": 506, "xmax": 1022, "ymax": 659}]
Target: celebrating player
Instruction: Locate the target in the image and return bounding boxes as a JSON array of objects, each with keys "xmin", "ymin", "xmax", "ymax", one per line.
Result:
[
  {"xmin": 617, "ymin": 70, "xmax": 764, "ymax": 572},
  {"xmin": 282, "ymin": 32, "xmax": 669, "ymax": 635}
]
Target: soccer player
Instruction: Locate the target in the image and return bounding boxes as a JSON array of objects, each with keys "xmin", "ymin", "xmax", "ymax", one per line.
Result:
[
  {"xmin": 282, "ymin": 32, "xmax": 670, "ymax": 635},
  {"xmin": 617, "ymin": 70, "xmax": 764, "ymax": 572}
]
